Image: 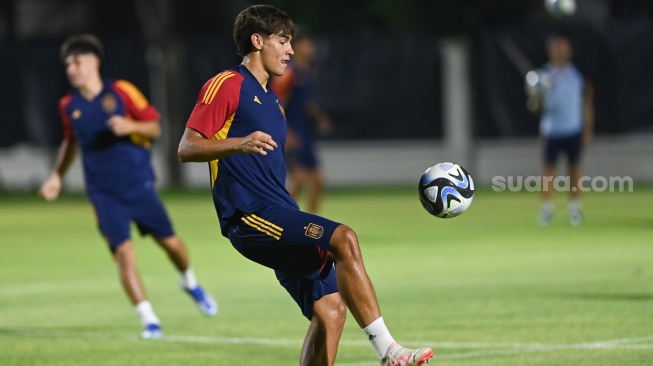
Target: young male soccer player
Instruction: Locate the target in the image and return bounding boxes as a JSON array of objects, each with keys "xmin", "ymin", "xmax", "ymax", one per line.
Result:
[
  {"xmin": 177, "ymin": 5, "xmax": 433, "ymax": 365},
  {"xmin": 529, "ymin": 33, "xmax": 594, "ymax": 226},
  {"xmin": 39, "ymin": 34, "xmax": 217, "ymax": 339}
]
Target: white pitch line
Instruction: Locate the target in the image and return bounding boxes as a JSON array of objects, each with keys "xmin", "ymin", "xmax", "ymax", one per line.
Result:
[{"xmin": 2, "ymin": 329, "xmax": 653, "ymax": 364}]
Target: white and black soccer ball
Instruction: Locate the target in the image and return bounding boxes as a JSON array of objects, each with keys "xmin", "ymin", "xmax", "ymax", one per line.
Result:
[
  {"xmin": 544, "ymin": 0, "xmax": 576, "ymax": 18},
  {"xmin": 524, "ymin": 69, "xmax": 552, "ymax": 97},
  {"xmin": 418, "ymin": 162, "xmax": 474, "ymax": 218}
]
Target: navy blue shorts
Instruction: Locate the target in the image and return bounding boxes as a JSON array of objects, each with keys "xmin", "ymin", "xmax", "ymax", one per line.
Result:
[
  {"xmin": 544, "ymin": 133, "xmax": 583, "ymax": 165},
  {"xmin": 88, "ymin": 187, "xmax": 175, "ymax": 252},
  {"xmin": 227, "ymin": 206, "xmax": 340, "ymax": 319}
]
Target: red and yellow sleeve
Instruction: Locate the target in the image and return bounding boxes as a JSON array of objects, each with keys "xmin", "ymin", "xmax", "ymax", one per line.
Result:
[
  {"xmin": 185, "ymin": 71, "xmax": 242, "ymax": 138},
  {"xmin": 112, "ymin": 80, "xmax": 160, "ymax": 122},
  {"xmin": 59, "ymin": 95, "xmax": 75, "ymax": 141}
]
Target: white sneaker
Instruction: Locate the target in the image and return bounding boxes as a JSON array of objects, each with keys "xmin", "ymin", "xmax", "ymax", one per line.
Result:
[
  {"xmin": 537, "ymin": 209, "xmax": 553, "ymax": 226},
  {"xmin": 381, "ymin": 342, "xmax": 434, "ymax": 366},
  {"xmin": 569, "ymin": 209, "xmax": 582, "ymax": 226}
]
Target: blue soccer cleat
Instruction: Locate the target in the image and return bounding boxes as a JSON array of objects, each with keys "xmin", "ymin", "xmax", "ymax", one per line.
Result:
[
  {"xmin": 184, "ymin": 285, "xmax": 218, "ymax": 316},
  {"xmin": 141, "ymin": 323, "xmax": 163, "ymax": 340}
]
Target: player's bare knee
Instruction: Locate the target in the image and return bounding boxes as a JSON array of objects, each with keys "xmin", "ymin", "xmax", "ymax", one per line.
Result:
[
  {"xmin": 330, "ymin": 225, "xmax": 362, "ymax": 262},
  {"xmin": 330, "ymin": 299, "xmax": 347, "ymax": 326},
  {"xmin": 314, "ymin": 294, "xmax": 346, "ymax": 327},
  {"xmin": 157, "ymin": 235, "xmax": 183, "ymax": 251}
]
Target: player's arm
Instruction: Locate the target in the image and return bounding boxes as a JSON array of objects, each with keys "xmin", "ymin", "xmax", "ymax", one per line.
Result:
[
  {"xmin": 40, "ymin": 97, "xmax": 79, "ymax": 201},
  {"xmin": 526, "ymin": 94, "xmax": 544, "ymax": 115},
  {"xmin": 40, "ymin": 138, "xmax": 78, "ymax": 201},
  {"xmin": 178, "ymin": 127, "xmax": 277, "ymax": 162},
  {"xmin": 582, "ymin": 80, "xmax": 595, "ymax": 146},
  {"xmin": 179, "ymin": 72, "xmax": 277, "ymax": 162},
  {"xmin": 109, "ymin": 80, "xmax": 162, "ymax": 138},
  {"xmin": 307, "ymin": 99, "xmax": 332, "ymax": 135},
  {"xmin": 106, "ymin": 115, "xmax": 161, "ymax": 138}
]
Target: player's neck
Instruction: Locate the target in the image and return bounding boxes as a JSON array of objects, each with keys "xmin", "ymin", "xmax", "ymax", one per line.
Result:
[
  {"xmin": 77, "ymin": 76, "xmax": 104, "ymax": 100},
  {"xmin": 241, "ymin": 55, "xmax": 269, "ymax": 91},
  {"xmin": 550, "ymin": 59, "xmax": 570, "ymax": 69}
]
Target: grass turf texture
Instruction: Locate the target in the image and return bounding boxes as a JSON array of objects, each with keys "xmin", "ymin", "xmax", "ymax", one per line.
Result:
[{"xmin": 0, "ymin": 186, "xmax": 652, "ymax": 365}]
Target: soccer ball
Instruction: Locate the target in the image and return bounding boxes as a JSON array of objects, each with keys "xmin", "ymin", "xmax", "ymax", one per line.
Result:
[
  {"xmin": 544, "ymin": 0, "xmax": 576, "ymax": 18},
  {"xmin": 524, "ymin": 69, "xmax": 552, "ymax": 96},
  {"xmin": 418, "ymin": 162, "xmax": 474, "ymax": 218}
]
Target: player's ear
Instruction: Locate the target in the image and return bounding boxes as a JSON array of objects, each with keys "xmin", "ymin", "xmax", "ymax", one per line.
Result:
[{"xmin": 251, "ymin": 33, "xmax": 263, "ymax": 51}]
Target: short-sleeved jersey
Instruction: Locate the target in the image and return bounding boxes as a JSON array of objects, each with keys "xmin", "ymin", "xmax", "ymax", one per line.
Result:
[
  {"xmin": 540, "ymin": 64, "xmax": 584, "ymax": 138},
  {"xmin": 186, "ymin": 64, "xmax": 298, "ymax": 235},
  {"xmin": 59, "ymin": 79, "xmax": 160, "ymax": 197}
]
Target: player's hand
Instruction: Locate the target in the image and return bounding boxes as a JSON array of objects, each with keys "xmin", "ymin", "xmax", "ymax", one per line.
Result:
[
  {"xmin": 39, "ymin": 173, "xmax": 62, "ymax": 201},
  {"xmin": 107, "ymin": 115, "xmax": 136, "ymax": 136},
  {"xmin": 239, "ymin": 131, "xmax": 278, "ymax": 155}
]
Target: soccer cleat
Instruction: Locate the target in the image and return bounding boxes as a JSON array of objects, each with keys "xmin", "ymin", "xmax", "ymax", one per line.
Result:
[
  {"xmin": 141, "ymin": 323, "xmax": 163, "ymax": 340},
  {"xmin": 184, "ymin": 285, "xmax": 218, "ymax": 316},
  {"xmin": 381, "ymin": 342, "xmax": 434, "ymax": 366},
  {"xmin": 537, "ymin": 209, "xmax": 553, "ymax": 226},
  {"xmin": 569, "ymin": 209, "xmax": 582, "ymax": 226}
]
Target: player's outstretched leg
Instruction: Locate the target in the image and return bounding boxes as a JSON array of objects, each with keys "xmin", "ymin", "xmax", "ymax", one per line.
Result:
[
  {"xmin": 113, "ymin": 240, "xmax": 163, "ymax": 338},
  {"xmin": 155, "ymin": 235, "xmax": 218, "ymax": 316},
  {"xmin": 301, "ymin": 292, "xmax": 346, "ymax": 366},
  {"xmin": 328, "ymin": 225, "xmax": 433, "ymax": 365}
]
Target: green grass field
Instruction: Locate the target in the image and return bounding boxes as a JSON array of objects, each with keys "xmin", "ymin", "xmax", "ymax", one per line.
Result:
[{"xmin": 1, "ymin": 186, "xmax": 652, "ymax": 365}]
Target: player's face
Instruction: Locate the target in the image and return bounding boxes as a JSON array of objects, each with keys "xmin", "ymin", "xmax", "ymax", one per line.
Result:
[
  {"xmin": 548, "ymin": 38, "xmax": 572, "ymax": 65},
  {"xmin": 261, "ymin": 33, "xmax": 294, "ymax": 77},
  {"xmin": 64, "ymin": 53, "xmax": 100, "ymax": 89}
]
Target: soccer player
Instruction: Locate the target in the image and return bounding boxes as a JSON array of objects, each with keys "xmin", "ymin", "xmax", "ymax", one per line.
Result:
[
  {"xmin": 177, "ymin": 5, "xmax": 433, "ymax": 366},
  {"xmin": 269, "ymin": 27, "xmax": 332, "ymax": 213},
  {"xmin": 39, "ymin": 34, "xmax": 217, "ymax": 339},
  {"xmin": 529, "ymin": 33, "xmax": 594, "ymax": 226}
]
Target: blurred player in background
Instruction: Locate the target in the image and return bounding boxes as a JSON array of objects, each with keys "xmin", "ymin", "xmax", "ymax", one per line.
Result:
[
  {"xmin": 270, "ymin": 27, "xmax": 332, "ymax": 213},
  {"xmin": 527, "ymin": 33, "xmax": 594, "ymax": 226},
  {"xmin": 39, "ymin": 34, "xmax": 217, "ymax": 339},
  {"xmin": 177, "ymin": 5, "xmax": 433, "ymax": 365}
]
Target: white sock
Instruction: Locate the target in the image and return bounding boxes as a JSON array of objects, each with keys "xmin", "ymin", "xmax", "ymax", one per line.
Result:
[
  {"xmin": 180, "ymin": 267, "xmax": 198, "ymax": 290},
  {"xmin": 362, "ymin": 317, "xmax": 396, "ymax": 359},
  {"xmin": 135, "ymin": 300, "xmax": 160, "ymax": 326}
]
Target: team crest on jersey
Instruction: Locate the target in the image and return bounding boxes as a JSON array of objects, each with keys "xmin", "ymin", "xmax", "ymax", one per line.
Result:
[
  {"xmin": 304, "ymin": 223, "xmax": 324, "ymax": 239},
  {"xmin": 276, "ymin": 99, "xmax": 285, "ymax": 118},
  {"xmin": 101, "ymin": 94, "xmax": 117, "ymax": 114},
  {"xmin": 71, "ymin": 109, "xmax": 81, "ymax": 119}
]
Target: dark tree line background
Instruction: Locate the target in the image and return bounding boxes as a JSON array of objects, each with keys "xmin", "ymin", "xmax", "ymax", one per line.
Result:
[{"xmin": 1, "ymin": 0, "xmax": 652, "ymax": 149}]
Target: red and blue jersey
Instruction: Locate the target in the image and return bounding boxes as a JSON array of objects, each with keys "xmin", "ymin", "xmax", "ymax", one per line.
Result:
[
  {"xmin": 59, "ymin": 79, "xmax": 160, "ymax": 197},
  {"xmin": 186, "ymin": 64, "xmax": 298, "ymax": 234}
]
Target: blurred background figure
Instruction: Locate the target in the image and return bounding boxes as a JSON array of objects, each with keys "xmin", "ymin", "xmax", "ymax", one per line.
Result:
[
  {"xmin": 526, "ymin": 33, "xmax": 594, "ymax": 226},
  {"xmin": 270, "ymin": 27, "xmax": 332, "ymax": 213},
  {"xmin": 39, "ymin": 34, "xmax": 217, "ymax": 339}
]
